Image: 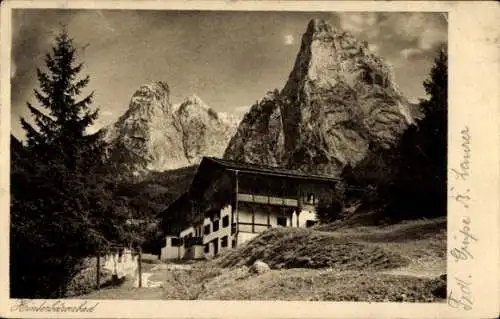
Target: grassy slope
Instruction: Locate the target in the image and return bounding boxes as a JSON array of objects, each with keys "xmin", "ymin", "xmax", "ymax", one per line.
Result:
[
  {"xmin": 77, "ymin": 217, "xmax": 446, "ymax": 301},
  {"xmin": 195, "ymin": 217, "xmax": 446, "ymax": 301},
  {"xmin": 218, "ymin": 217, "xmax": 445, "ymax": 272}
]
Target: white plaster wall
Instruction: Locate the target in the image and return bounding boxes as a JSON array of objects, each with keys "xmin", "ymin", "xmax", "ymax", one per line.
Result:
[
  {"xmin": 203, "ymin": 204, "xmax": 233, "ymax": 257},
  {"xmin": 254, "ymin": 209, "xmax": 268, "ymax": 224},
  {"xmin": 238, "ymin": 223, "xmax": 253, "ymax": 233},
  {"xmin": 184, "ymin": 245, "xmax": 205, "ymax": 259},
  {"xmin": 298, "ymin": 209, "xmax": 318, "ymax": 227},
  {"xmin": 161, "ymin": 236, "xmax": 180, "ymax": 260},
  {"xmin": 237, "ymin": 205, "xmax": 253, "ymax": 223}
]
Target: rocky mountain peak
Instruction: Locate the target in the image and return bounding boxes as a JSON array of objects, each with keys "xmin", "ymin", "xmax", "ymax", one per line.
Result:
[
  {"xmin": 181, "ymin": 94, "xmax": 208, "ymax": 109},
  {"xmin": 102, "ymin": 81, "xmax": 239, "ymax": 180},
  {"xmin": 129, "ymin": 81, "xmax": 171, "ymax": 112},
  {"xmin": 224, "ymin": 19, "xmax": 413, "ymax": 176},
  {"xmin": 177, "ymin": 94, "xmax": 215, "ymax": 119},
  {"xmin": 307, "ymin": 18, "xmax": 336, "ymax": 35}
]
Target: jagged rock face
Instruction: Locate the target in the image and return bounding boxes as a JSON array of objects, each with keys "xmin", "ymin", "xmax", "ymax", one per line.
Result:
[
  {"xmin": 224, "ymin": 19, "xmax": 413, "ymax": 176},
  {"xmin": 223, "ymin": 90, "xmax": 285, "ymax": 166},
  {"xmin": 176, "ymin": 95, "xmax": 238, "ymax": 164},
  {"xmin": 103, "ymin": 82, "xmax": 238, "ymax": 179}
]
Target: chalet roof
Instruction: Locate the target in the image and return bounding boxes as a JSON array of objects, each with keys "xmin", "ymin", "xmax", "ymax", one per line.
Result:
[{"xmin": 202, "ymin": 157, "xmax": 341, "ymax": 182}]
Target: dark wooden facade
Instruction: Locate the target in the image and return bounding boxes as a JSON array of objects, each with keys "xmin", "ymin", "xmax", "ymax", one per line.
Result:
[{"xmin": 160, "ymin": 157, "xmax": 341, "ymax": 239}]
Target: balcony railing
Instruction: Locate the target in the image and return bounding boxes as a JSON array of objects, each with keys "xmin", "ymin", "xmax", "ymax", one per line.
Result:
[{"xmin": 237, "ymin": 193, "xmax": 298, "ymax": 207}]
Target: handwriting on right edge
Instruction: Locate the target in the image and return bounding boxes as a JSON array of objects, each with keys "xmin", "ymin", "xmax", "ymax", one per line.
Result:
[
  {"xmin": 448, "ymin": 126, "xmax": 475, "ymax": 311},
  {"xmin": 448, "ymin": 276, "xmax": 473, "ymax": 311}
]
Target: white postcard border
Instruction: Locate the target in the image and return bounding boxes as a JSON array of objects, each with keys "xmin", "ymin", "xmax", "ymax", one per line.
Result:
[{"xmin": 1, "ymin": 1, "xmax": 499, "ymax": 318}]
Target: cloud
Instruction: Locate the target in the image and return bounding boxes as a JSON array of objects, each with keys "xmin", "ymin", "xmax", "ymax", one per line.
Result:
[
  {"xmin": 400, "ymin": 48, "xmax": 425, "ymax": 60},
  {"xmin": 418, "ymin": 27, "xmax": 446, "ymax": 50},
  {"xmin": 11, "ymin": 10, "xmax": 74, "ymax": 118},
  {"xmin": 235, "ymin": 105, "xmax": 250, "ymax": 112},
  {"xmin": 336, "ymin": 12, "xmax": 447, "ymax": 52},
  {"xmin": 394, "ymin": 13, "xmax": 447, "ymax": 50},
  {"xmin": 284, "ymin": 34, "xmax": 294, "ymax": 45},
  {"xmin": 100, "ymin": 110, "xmax": 113, "ymax": 117},
  {"xmin": 337, "ymin": 13, "xmax": 380, "ymax": 39},
  {"xmin": 231, "ymin": 105, "xmax": 251, "ymax": 117}
]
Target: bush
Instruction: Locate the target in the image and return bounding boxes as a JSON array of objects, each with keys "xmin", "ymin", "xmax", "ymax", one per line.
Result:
[{"xmin": 315, "ymin": 183, "xmax": 347, "ymax": 223}]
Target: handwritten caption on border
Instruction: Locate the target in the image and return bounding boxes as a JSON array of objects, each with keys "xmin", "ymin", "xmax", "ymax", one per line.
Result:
[
  {"xmin": 448, "ymin": 126, "xmax": 475, "ymax": 311},
  {"xmin": 11, "ymin": 300, "xmax": 99, "ymax": 313}
]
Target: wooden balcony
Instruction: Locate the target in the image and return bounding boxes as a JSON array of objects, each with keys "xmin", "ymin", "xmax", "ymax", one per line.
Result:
[{"xmin": 237, "ymin": 193, "xmax": 298, "ymax": 207}]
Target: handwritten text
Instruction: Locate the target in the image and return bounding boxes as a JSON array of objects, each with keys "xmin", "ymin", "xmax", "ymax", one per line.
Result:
[
  {"xmin": 448, "ymin": 127, "xmax": 475, "ymax": 312},
  {"xmin": 450, "ymin": 216, "xmax": 477, "ymax": 262},
  {"xmin": 450, "ymin": 126, "xmax": 471, "ymax": 181},
  {"xmin": 448, "ymin": 276, "xmax": 473, "ymax": 311},
  {"xmin": 11, "ymin": 300, "xmax": 99, "ymax": 313}
]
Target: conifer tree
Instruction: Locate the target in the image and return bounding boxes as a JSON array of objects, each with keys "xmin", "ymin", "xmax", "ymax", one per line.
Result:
[
  {"xmin": 11, "ymin": 28, "xmax": 125, "ymax": 298},
  {"xmin": 21, "ymin": 28, "xmax": 101, "ymax": 169},
  {"xmin": 386, "ymin": 46, "xmax": 448, "ymax": 219}
]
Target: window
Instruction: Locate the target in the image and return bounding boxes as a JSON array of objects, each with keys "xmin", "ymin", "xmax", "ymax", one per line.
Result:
[
  {"xmin": 222, "ymin": 216, "xmax": 229, "ymax": 227},
  {"xmin": 232, "ymin": 239, "xmax": 236, "ymax": 248},
  {"xmin": 221, "ymin": 236, "xmax": 228, "ymax": 248},
  {"xmin": 277, "ymin": 216, "xmax": 287, "ymax": 227},
  {"xmin": 171, "ymin": 238, "xmax": 181, "ymax": 247},
  {"xmin": 204, "ymin": 244, "xmax": 209, "ymax": 253},
  {"xmin": 213, "ymin": 220, "xmax": 220, "ymax": 232},
  {"xmin": 204, "ymin": 224, "xmax": 210, "ymax": 235},
  {"xmin": 231, "ymin": 223, "xmax": 236, "ymax": 235}
]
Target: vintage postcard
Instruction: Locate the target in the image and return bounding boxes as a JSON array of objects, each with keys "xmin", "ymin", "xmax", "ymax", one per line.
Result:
[{"xmin": 1, "ymin": 0, "xmax": 499, "ymax": 318}]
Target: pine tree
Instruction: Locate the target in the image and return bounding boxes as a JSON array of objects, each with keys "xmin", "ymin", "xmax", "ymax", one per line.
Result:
[
  {"xmin": 386, "ymin": 46, "xmax": 448, "ymax": 219},
  {"xmin": 11, "ymin": 28, "xmax": 126, "ymax": 298},
  {"xmin": 414, "ymin": 46, "xmax": 448, "ymax": 215},
  {"xmin": 21, "ymin": 28, "xmax": 100, "ymax": 169}
]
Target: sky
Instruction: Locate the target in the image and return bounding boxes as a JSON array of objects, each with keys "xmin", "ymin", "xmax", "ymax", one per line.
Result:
[{"xmin": 11, "ymin": 10, "xmax": 447, "ymax": 140}]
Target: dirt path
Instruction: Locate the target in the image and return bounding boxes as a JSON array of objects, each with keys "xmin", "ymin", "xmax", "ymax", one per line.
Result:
[{"xmin": 75, "ymin": 262, "xmax": 196, "ymax": 299}]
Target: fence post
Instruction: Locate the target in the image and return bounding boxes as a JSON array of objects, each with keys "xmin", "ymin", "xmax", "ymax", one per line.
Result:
[
  {"xmin": 96, "ymin": 247, "xmax": 101, "ymax": 290},
  {"xmin": 138, "ymin": 246, "xmax": 142, "ymax": 288}
]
